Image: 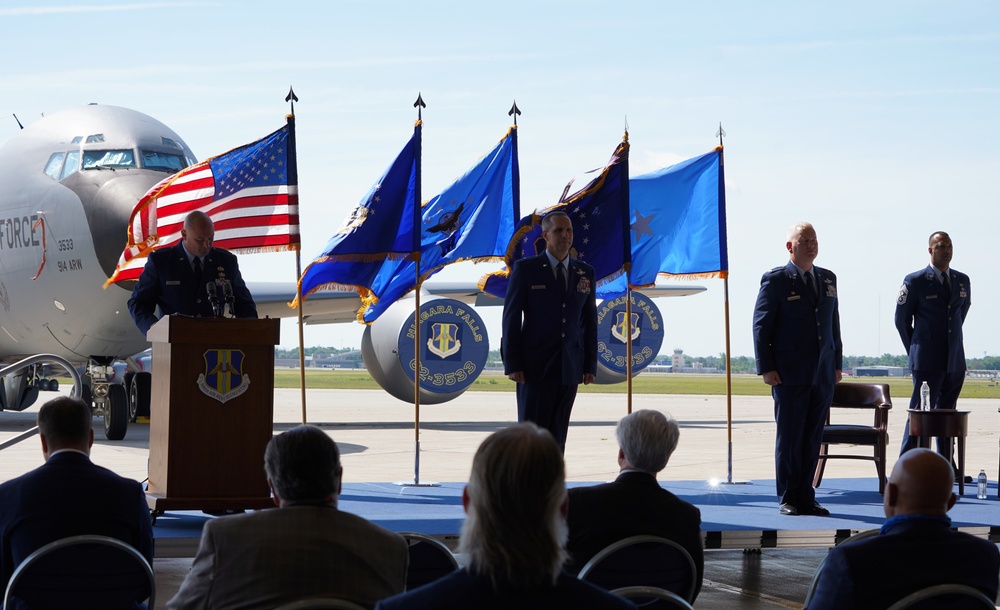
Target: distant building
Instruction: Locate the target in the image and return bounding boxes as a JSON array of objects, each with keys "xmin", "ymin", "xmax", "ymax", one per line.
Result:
[
  {"xmin": 855, "ymin": 365, "xmax": 908, "ymax": 377},
  {"xmin": 672, "ymin": 349, "xmax": 685, "ymax": 370}
]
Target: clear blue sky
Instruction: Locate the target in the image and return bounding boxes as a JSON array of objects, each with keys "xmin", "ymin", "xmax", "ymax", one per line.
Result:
[{"xmin": 2, "ymin": 1, "xmax": 997, "ymax": 359}]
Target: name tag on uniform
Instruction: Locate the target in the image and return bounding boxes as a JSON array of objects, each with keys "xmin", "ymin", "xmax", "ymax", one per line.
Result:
[
  {"xmin": 531, "ymin": 284, "xmax": 546, "ymax": 290},
  {"xmin": 787, "ymin": 295, "xmax": 801, "ymax": 301},
  {"xmin": 166, "ymin": 281, "xmax": 181, "ymax": 285},
  {"xmin": 925, "ymin": 294, "xmax": 937, "ymax": 299}
]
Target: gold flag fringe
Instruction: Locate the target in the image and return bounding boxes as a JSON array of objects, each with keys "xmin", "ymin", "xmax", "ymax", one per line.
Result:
[{"xmin": 231, "ymin": 243, "xmax": 300, "ymax": 256}]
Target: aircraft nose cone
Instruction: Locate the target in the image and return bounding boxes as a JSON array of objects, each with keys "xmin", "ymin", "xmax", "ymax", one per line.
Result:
[{"xmin": 61, "ymin": 170, "xmax": 168, "ymax": 282}]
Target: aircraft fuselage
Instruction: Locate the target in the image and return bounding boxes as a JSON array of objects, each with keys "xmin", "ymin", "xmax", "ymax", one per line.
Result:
[{"xmin": 0, "ymin": 105, "xmax": 197, "ymax": 365}]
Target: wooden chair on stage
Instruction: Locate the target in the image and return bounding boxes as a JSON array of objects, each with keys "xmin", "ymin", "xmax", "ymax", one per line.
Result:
[{"xmin": 814, "ymin": 382, "xmax": 893, "ymax": 494}]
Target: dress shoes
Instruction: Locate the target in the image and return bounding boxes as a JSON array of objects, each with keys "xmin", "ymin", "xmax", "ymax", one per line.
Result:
[
  {"xmin": 956, "ymin": 474, "xmax": 974, "ymax": 484},
  {"xmin": 799, "ymin": 501, "xmax": 830, "ymax": 516},
  {"xmin": 779, "ymin": 502, "xmax": 798, "ymax": 515}
]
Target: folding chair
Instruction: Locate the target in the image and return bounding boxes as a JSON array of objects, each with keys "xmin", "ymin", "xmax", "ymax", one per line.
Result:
[
  {"xmin": 400, "ymin": 532, "xmax": 459, "ymax": 590},
  {"xmin": 612, "ymin": 585, "xmax": 694, "ymax": 609},
  {"xmin": 2, "ymin": 534, "xmax": 154, "ymax": 610},
  {"xmin": 885, "ymin": 583, "xmax": 997, "ymax": 609},
  {"xmin": 578, "ymin": 535, "xmax": 697, "ymax": 603}
]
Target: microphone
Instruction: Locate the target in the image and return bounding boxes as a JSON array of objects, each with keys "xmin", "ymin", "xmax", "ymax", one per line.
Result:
[
  {"xmin": 206, "ymin": 281, "xmax": 222, "ymax": 317},
  {"xmin": 222, "ymin": 280, "xmax": 236, "ymax": 317}
]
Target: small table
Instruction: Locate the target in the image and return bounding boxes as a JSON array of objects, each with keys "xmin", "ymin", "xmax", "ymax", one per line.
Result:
[{"xmin": 907, "ymin": 409, "xmax": 970, "ymax": 495}]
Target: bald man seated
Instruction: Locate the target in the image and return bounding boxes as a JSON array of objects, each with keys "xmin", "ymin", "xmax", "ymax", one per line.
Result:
[{"xmin": 806, "ymin": 449, "xmax": 999, "ymax": 609}]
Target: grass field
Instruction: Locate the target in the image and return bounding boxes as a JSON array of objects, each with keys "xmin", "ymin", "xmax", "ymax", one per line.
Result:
[{"xmin": 274, "ymin": 369, "xmax": 1000, "ymax": 399}]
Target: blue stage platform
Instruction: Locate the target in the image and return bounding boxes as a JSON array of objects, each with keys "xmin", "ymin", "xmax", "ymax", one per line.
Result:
[{"xmin": 150, "ymin": 477, "xmax": 1000, "ymax": 557}]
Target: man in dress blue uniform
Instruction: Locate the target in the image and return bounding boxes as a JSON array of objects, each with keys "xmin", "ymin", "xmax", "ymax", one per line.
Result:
[
  {"xmin": 128, "ymin": 211, "xmax": 257, "ymax": 336},
  {"xmin": 501, "ymin": 211, "xmax": 598, "ymax": 452},
  {"xmin": 895, "ymin": 231, "xmax": 971, "ymax": 469},
  {"xmin": 753, "ymin": 222, "xmax": 842, "ymax": 516}
]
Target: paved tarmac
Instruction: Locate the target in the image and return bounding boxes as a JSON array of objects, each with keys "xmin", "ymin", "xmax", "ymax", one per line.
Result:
[{"xmin": 2, "ymin": 386, "xmax": 998, "ymax": 609}]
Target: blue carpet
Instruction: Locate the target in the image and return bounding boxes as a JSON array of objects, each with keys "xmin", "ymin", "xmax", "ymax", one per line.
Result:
[{"xmin": 151, "ymin": 478, "xmax": 1000, "ymax": 551}]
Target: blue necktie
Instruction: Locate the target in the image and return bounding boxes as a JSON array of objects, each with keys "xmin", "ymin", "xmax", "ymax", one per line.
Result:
[
  {"xmin": 805, "ymin": 271, "xmax": 816, "ymax": 298},
  {"xmin": 556, "ymin": 263, "xmax": 567, "ymax": 295}
]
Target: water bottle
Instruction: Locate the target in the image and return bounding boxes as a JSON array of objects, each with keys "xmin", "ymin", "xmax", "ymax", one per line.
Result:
[
  {"xmin": 920, "ymin": 381, "xmax": 930, "ymax": 411},
  {"xmin": 978, "ymin": 470, "xmax": 988, "ymax": 500}
]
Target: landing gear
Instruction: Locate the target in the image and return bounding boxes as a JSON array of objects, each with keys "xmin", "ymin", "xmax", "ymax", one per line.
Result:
[
  {"xmin": 123, "ymin": 372, "xmax": 135, "ymax": 420},
  {"xmin": 128, "ymin": 372, "xmax": 152, "ymax": 422},
  {"xmin": 104, "ymin": 383, "xmax": 128, "ymax": 441},
  {"xmin": 88, "ymin": 357, "xmax": 128, "ymax": 440}
]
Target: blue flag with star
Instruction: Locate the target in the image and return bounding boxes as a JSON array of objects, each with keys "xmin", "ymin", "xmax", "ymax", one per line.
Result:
[
  {"xmin": 295, "ymin": 123, "xmax": 421, "ymax": 308},
  {"xmin": 481, "ymin": 139, "xmax": 630, "ymax": 299},
  {"xmin": 627, "ymin": 147, "xmax": 726, "ymax": 287},
  {"xmin": 358, "ymin": 126, "xmax": 520, "ymax": 322}
]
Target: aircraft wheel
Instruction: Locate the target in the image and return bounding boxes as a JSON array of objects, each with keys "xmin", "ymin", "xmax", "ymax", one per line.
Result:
[
  {"xmin": 47, "ymin": 379, "xmax": 58, "ymax": 392},
  {"xmin": 104, "ymin": 384, "xmax": 128, "ymax": 440},
  {"xmin": 130, "ymin": 372, "xmax": 152, "ymax": 421}
]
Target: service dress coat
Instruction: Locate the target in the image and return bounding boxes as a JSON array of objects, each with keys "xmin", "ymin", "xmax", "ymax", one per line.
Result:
[
  {"xmin": 128, "ymin": 242, "xmax": 257, "ymax": 336},
  {"xmin": 895, "ymin": 265, "xmax": 971, "ymax": 374}
]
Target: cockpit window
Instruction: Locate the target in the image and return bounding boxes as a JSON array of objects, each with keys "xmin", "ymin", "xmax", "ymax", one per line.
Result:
[
  {"xmin": 82, "ymin": 149, "xmax": 136, "ymax": 170},
  {"xmin": 86, "ymin": 134, "xmax": 105, "ymax": 143},
  {"xmin": 60, "ymin": 151, "xmax": 80, "ymax": 179},
  {"xmin": 141, "ymin": 149, "xmax": 187, "ymax": 173},
  {"xmin": 44, "ymin": 152, "xmax": 66, "ymax": 180}
]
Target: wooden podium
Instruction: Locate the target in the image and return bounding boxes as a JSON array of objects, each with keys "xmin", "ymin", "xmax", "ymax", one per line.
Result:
[{"xmin": 145, "ymin": 316, "xmax": 280, "ymax": 512}]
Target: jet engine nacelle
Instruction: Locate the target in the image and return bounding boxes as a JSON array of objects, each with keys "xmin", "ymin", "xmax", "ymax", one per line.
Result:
[
  {"xmin": 362, "ymin": 295, "xmax": 490, "ymax": 404},
  {"xmin": 594, "ymin": 291, "xmax": 665, "ymax": 384}
]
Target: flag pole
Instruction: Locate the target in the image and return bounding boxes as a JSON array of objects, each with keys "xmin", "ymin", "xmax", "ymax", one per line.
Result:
[
  {"xmin": 398, "ymin": 94, "xmax": 436, "ymax": 487},
  {"xmin": 620, "ymin": 128, "xmax": 633, "ymax": 414},
  {"xmin": 715, "ymin": 123, "xmax": 745, "ymax": 485},
  {"xmin": 284, "ymin": 87, "xmax": 308, "ymax": 425}
]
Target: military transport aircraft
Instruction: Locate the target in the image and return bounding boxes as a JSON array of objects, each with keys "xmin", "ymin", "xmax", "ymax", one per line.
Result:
[{"xmin": 0, "ymin": 104, "xmax": 705, "ymax": 440}]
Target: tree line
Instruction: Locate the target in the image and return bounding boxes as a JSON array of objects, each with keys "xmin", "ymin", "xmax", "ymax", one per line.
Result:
[{"xmin": 276, "ymin": 347, "xmax": 1000, "ymax": 374}]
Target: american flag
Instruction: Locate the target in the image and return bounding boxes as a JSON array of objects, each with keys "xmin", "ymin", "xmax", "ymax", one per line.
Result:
[{"xmin": 104, "ymin": 122, "xmax": 299, "ymax": 285}]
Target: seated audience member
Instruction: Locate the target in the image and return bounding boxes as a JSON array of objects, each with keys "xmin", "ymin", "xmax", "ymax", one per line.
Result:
[
  {"xmin": 0, "ymin": 396, "xmax": 153, "ymax": 608},
  {"xmin": 565, "ymin": 409, "xmax": 703, "ymax": 600},
  {"xmin": 168, "ymin": 425, "xmax": 407, "ymax": 610},
  {"xmin": 375, "ymin": 423, "xmax": 636, "ymax": 610},
  {"xmin": 807, "ymin": 448, "xmax": 1000, "ymax": 610}
]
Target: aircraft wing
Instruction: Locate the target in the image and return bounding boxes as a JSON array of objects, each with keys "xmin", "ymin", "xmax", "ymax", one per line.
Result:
[{"xmin": 248, "ymin": 281, "xmax": 707, "ymax": 325}]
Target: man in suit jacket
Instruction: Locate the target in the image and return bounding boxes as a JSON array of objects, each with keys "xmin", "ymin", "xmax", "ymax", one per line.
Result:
[
  {"xmin": 753, "ymin": 222, "xmax": 842, "ymax": 516},
  {"xmin": 375, "ymin": 423, "xmax": 635, "ymax": 610},
  {"xmin": 0, "ymin": 397, "xmax": 153, "ymax": 607},
  {"xmin": 806, "ymin": 449, "xmax": 999, "ymax": 610},
  {"xmin": 895, "ymin": 231, "xmax": 971, "ymax": 463},
  {"xmin": 501, "ymin": 211, "xmax": 598, "ymax": 452},
  {"xmin": 565, "ymin": 409, "xmax": 703, "ymax": 600},
  {"xmin": 168, "ymin": 425, "xmax": 408, "ymax": 610},
  {"xmin": 128, "ymin": 210, "xmax": 257, "ymax": 336}
]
